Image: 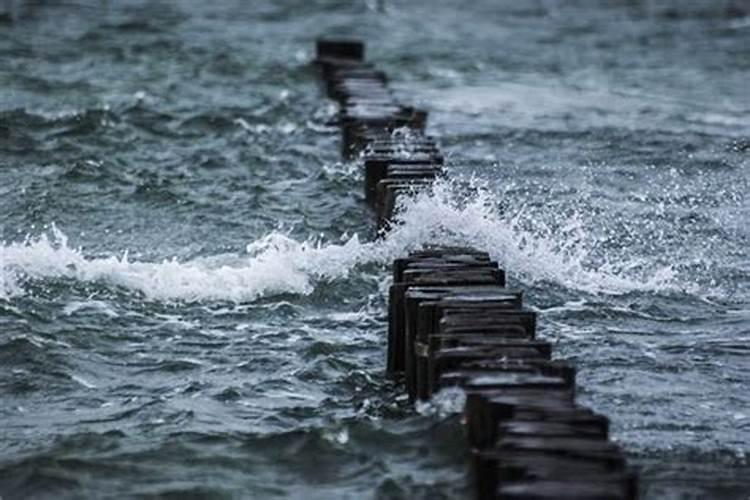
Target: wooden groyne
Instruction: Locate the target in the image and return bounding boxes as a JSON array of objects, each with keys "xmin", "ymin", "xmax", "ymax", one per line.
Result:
[{"xmin": 313, "ymin": 39, "xmax": 638, "ymax": 500}]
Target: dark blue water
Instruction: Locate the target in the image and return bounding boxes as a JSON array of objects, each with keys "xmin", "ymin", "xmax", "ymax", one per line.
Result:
[{"xmin": 1, "ymin": 1, "xmax": 749, "ymax": 498}]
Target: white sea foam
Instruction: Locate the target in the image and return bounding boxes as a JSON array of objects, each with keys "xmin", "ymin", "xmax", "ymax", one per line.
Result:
[
  {"xmin": 1, "ymin": 225, "xmax": 324, "ymax": 302},
  {"xmin": 415, "ymin": 386, "xmax": 466, "ymax": 418},
  {"xmin": 1, "ymin": 180, "xmax": 695, "ymax": 302},
  {"xmin": 63, "ymin": 300, "xmax": 120, "ymax": 318},
  {"xmin": 390, "ymin": 180, "xmax": 687, "ymax": 295}
]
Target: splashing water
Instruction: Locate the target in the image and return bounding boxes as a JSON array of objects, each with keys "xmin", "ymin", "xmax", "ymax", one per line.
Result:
[
  {"xmin": 390, "ymin": 180, "xmax": 689, "ymax": 295},
  {"xmin": 1, "ymin": 2, "xmax": 748, "ymax": 498},
  {"xmin": 2, "ymin": 179, "xmax": 703, "ymax": 303}
]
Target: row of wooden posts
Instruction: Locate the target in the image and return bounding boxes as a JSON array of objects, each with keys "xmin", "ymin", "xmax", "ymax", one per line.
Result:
[{"xmin": 313, "ymin": 38, "xmax": 638, "ymax": 500}]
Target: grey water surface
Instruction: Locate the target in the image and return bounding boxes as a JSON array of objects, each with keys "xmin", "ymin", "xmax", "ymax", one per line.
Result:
[{"xmin": 1, "ymin": 1, "xmax": 749, "ymax": 498}]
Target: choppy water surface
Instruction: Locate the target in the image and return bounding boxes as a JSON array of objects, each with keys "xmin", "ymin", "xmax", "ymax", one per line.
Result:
[{"xmin": 1, "ymin": 1, "xmax": 748, "ymax": 498}]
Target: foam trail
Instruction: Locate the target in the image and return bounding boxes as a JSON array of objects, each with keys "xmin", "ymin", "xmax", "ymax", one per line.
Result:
[{"xmin": 2, "ymin": 180, "xmax": 692, "ymax": 302}]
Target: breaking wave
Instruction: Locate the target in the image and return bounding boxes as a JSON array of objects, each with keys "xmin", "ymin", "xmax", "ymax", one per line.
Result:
[{"xmin": 1, "ymin": 180, "xmax": 706, "ymax": 302}]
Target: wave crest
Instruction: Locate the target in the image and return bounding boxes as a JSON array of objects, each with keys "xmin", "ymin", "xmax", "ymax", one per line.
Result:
[{"xmin": 2, "ymin": 180, "xmax": 701, "ymax": 302}]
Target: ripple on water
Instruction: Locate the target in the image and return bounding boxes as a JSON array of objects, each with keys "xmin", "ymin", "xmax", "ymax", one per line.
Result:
[{"xmin": 1, "ymin": 0, "xmax": 749, "ymax": 498}]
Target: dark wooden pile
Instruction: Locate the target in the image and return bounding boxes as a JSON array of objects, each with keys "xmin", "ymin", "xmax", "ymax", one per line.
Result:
[
  {"xmin": 314, "ymin": 39, "xmax": 443, "ymax": 228},
  {"xmin": 313, "ymin": 38, "xmax": 638, "ymax": 500}
]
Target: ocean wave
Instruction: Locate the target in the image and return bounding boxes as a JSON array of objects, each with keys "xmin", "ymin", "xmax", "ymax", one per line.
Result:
[{"xmin": 1, "ymin": 179, "xmax": 714, "ymax": 302}]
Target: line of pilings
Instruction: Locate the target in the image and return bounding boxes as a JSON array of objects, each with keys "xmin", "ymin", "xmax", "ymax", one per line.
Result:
[{"xmin": 312, "ymin": 38, "xmax": 638, "ymax": 500}]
